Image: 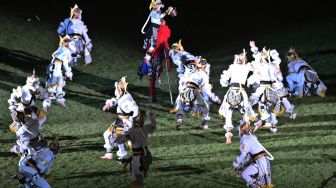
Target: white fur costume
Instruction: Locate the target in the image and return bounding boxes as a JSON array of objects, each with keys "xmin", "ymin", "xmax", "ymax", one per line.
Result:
[
  {"xmin": 175, "ymin": 65, "xmax": 220, "ymax": 129},
  {"xmin": 269, "ymin": 50, "xmax": 296, "ymax": 119},
  {"xmin": 46, "ymin": 37, "xmax": 75, "ymax": 106},
  {"xmin": 286, "ymin": 49, "xmax": 327, "ymax": 97},
  {"xmin": 8, "ymin": 72, "xmax": 50, "ymax": 111},
  {"xmin": 57, "ymin": 4, "xmax": 93, "ymax": 65},
  {"xmin": 233, "ymin": 128, "xmax": 272, "ymax": 187},
  {"xmin": 102, "ymin": 77, "xmax": 139, "ymax": 159},
  {"xmin": 169, "ymin": 40, "xmax": 198, "ymax": 92},
  {"xmin": 8, "ymin": 73, "xmax": 51, "ymax": 132},
  {"xmin": 16, "ymin": 145, "xmax": 55, "ymax": 188},
  {"xmin": 10, "ymin": 109, "xmax": 47, "ymax": 155},
  {"xmin": 248, "ymin": 42, "xmax": 275, "ymax": 106},
  {"xmin": 219, "ymin": 52, "xmax": 257, "ymax": 144}
]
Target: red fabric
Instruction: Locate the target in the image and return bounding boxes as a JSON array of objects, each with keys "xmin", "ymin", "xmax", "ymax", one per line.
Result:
[
  {"xmin": 152, "ymin": 24, "xmax": 170, "ymax": 58},
  {"xmin": 157, "ymin": 24, "xmax": 171, "ymax": 48},
  {"xmin": 152, "ymin": 24, "xmax": 173, "ymax": 72},
  {"xmin": 148, "ymin": 24, "xmax": 171, "ymax": 97}
]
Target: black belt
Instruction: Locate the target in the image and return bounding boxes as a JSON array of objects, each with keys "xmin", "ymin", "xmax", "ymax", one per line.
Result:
[
  {"xmin": 69, "ymin": 33, "xmax": 83, "ymax": 38},
  {"xmin": 53, "ymin": 58, "xmax": 63, "ymax": 65},
  {"xmin": 117, "ymin": 110, "xmax": 134, "ymax": 117},
  {"xmin": 251, "ymin": 151, "xmax": 267, "ymax": 161},
  {"xmin": 260, "ymin": 81, "xmax": 273, "ymax": 85},
  {"xmin": 132, "ymin": 146, "xmax": 149, "ymax": 156},
  {"xmin": 298, "ymin": 65, "xmax": 310, "ymax": 72},
  {"xmin": 230, "ymin": 83, "xmax": 245, "ymax": 88},
  {"xmin": 185, "ymin": 82, "xmax": 200, "ymax": 89}
]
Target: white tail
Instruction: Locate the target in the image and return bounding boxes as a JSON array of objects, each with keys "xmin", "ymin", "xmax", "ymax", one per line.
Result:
[
  {"xmin": 141, "ymin": 13, "xmax": 151, "ymax": 34},
  {"xmin": 249, "ymin": 132, "xmax": 274, "ymax": 160}
]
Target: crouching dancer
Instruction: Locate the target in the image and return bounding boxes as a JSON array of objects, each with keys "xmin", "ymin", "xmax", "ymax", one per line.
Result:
[
  {"xmin": 13, "ymin": 137, "xmax": 60, "ymax": 188},
  {"xmin": 233, "ymin": 122, "xmax": 274, "ymax": 188}
]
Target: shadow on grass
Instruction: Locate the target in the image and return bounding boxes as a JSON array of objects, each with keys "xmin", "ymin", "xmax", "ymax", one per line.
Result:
[
  {"xmin": 318, "ymin": 171, "xmax": 336, "ymax": 188},
  {"xmin": 0, "ymin": 138, "xmax": 16, "ymax": 144},
  {"xmin": 60, "ymin": 143, "xmax": 103, "ymax": 153},
  {"xmin": 0, "ymin": 152, "xmax": 16, "ymax": 158},
  {"xmin": 54, "ymin": 171, "xmax": 121, "ymax": 180},
  {"xmin": 156, "ymin": 165, "xmax": 206, "ymax": 175},
  {"xmin": 0, "ymin": 47, "xmax": 175, "ymax": 112},
  {"xmin": 278, "ymin": 124, "xmax": 336, "ymax": 134}
]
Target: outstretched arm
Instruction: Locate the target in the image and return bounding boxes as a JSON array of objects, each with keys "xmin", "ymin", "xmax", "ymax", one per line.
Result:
[
  {"xmin": 103, "ymin": 97, "xmax": 117, "ymax": 111},
  {"xmin": 8, "ymin": 87, "xmax": 22, "ymax": 112}
]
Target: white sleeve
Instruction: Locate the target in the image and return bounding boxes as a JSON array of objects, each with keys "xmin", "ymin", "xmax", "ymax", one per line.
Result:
[
  {"xmin": 160, "ymin": 13, "xmax": 166, "ymax": 18},
  {"xmin": 268, "ymin": 66, "xmax": 277, "ymax": 82},
  {"xmin": 8, "ymin": 87, "xmax": 22, "ymax": 111},
  {"xmin": 62, "ymin": 54, "xmax": 73, "ymax": 78},
  {"xmin": 236, "ymin": 142, "xmax": 249, "ymax": 165},
  {"xmin": 202, "ymin": 76, "xmax": 219, "ymax": 102},
  {"xmin": 82, "ymin": 25, "xmax": 92, "ymax": 45},
  {"xmin": 130, "ymin": 102, "xmax": 139, "ymax": 119},
  {"xmin": 220, "ymin": 66, "xmax": 231, "ymax": 87},
  {"xmin": 105, "ymin": 97, "xmax": 117, "ymax": 107}
]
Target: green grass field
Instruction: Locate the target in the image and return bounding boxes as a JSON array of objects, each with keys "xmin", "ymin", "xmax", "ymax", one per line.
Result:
[{"xmin": 0, "ymin": 11, "xmax": 336, "ymax": 188}]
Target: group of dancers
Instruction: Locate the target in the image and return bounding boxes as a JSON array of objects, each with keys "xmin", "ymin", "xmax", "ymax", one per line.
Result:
[
  {"xmin": 6, "ymin": 1, "xmax": 327, "ymax": 187},
  {"xmin": 7, "ymin": 4, "xmax": 92, "ymax": 188}
]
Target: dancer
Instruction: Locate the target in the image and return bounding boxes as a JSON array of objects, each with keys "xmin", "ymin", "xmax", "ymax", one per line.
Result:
[
  {"xmin": 101, "ymin": 77, "xmax": 139, "ymax": 160},
  {"xmin": 233, "ymin": 122, "xmax": 273, "ymax": 188},
  {"xmin": 57, "ymin": 4, "xmax": 93, "ymax": 65}
]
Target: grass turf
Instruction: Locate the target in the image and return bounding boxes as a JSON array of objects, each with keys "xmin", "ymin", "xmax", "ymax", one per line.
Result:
[{"xmin": 0, "ymin": 11, "xmax": 336, "ymax": 188}]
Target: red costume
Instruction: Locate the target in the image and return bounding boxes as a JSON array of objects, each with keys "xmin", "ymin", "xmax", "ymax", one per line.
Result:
[{"xmin": 141, "ymin": 23, "xmax": 173, "ymax": 102}]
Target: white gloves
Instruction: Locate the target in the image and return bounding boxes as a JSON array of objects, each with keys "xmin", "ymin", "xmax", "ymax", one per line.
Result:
[
  {"xmin": 42, "ymin": 99, "xmax": 51, "ymax": 112},
  {"xmin": 103, "ymin": 98, "xmax": 117, "ymax": 111},
  {"xmin": 65, "ymin": 71, "xmax": 73, "ymax": 81}
]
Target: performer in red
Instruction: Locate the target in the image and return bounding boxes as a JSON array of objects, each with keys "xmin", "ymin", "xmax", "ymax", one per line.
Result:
[{"xmin": 138, "ymin": 19, "xmax": 173, "ymax": 102}]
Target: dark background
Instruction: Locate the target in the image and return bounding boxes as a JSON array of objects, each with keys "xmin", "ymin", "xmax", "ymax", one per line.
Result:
[{"xmin": 1, "ymin": 0, "xmax": 335, "ymax": 53}]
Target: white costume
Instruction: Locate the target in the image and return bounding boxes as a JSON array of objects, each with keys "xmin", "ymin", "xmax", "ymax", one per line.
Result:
[
  {"xmin": 46, "ymin": 36, "xmax": 75, "ymax": 106},
  {"xmin": 175, "ymin": 63, "xmax": 220, "ymax": 129},
  {"xmin": 248, "ymin": 43, "xmax": 275, "ymax": 106},
  {"xmin": 8, "ymin": 72, "xmax": 50, "ymax": 132},
  {"xmin": 143, "ymin": 0, "xmax": 175, "ymax": 49},
  {"xmin": 57, "ymin": 4, "xmax": 93, "ymax": 65},
  {"xmin": 16, "ymin": 164, "xmax": 51, "ymax": 188},
  {"xmin": 255, "ymin": 89, "xmax": 280, "ymax": 133},
  {"xmin": 15, "ymin": 144, "xmax": 56, "ymax": 188},
  {"xmin": 233, "ymin": 124, "xmax": 273, "ymax": 188},
  {"xmin": 286, "ymin": 48, "xmax": 327, "ymax": 97},
  {"xmin": 169, "ymin": 40, "xmax": 198, "ymax": 92},
  {"xmin": 101, "ymin": 77, "xmax": 139, "ymax": 160},
  {"xmin": 247, "ymin": 44, "xmax": 283, "ymax": 134},
  {"xmin": 268, "ymin": 50, "xmax": 296, "ymax": 119},
  {"xmin": 169, "ymin": 50, "xmax": 195, "ymax": 78},
  {"xmin": 219, "ymin": 51, "xmax": 258, "ymax": 144},
  {"xmin": 10, "ymin": 109, "xmax": 47, "ymax": 155}
]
